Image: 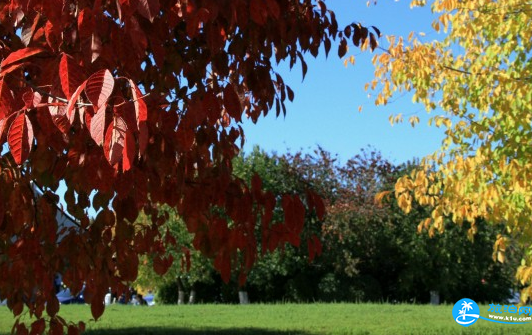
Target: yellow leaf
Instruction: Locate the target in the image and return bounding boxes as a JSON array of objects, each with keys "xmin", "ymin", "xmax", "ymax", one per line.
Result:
[
  {"xmin": 497, "ymin": 251, "xmax": 505, "ymax": 263},
  {"xmin": 409, "ymin": 115, "xmax": 420, "ymax": 127},
  {"xmin": 374, "ymin": 191, "xmax": 391, "ymax": 206}
]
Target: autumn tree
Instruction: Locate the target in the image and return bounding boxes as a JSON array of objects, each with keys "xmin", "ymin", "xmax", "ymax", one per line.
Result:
[
  {"xmin": 368, "ymin": 0, "xmax": 532, "ymax": 297},
  {"xmin": 282, "ymin": 148, "xmax": 511, "ymax": 303},
  {"xmin": 0, "ymin": 0, "xmax": 379, "ymax": 333},
  {"xmin": 251, "ymin": 148, "xmax": 514, "ymax": 303}
]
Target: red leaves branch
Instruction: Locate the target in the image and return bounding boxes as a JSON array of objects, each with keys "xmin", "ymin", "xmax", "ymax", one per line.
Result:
[
  {"xmin": 0, "ymin": 60, "xmax": 148, "ymax": 171},
  {"xmin": 0, "ymin": 1, "xmax": 371, "ymax": 333}
]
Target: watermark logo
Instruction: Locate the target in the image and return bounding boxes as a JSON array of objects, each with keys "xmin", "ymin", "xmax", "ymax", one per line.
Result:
[
  {"xmin": 452, "ymin": 298, "xmax": 479, "ymax": 327},
  {"xmin": 453, "ymin": 298, "xmax": 532, "ymax": 326}
]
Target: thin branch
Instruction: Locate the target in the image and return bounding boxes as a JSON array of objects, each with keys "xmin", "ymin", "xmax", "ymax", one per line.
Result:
[
  {"xmin": 114, "ymin": 92, "xmax": 151, "ymax": 108},
  {"xmin": 442, "ymin": 65, "xmax": 532, "ymax": 82},
  {"xmin": 19, "ymin": 77, "xmax": 92, "ymax": 107},
  {"xmin": 442, "ymin": 65, "xmax": 474, "ymax": 76}
]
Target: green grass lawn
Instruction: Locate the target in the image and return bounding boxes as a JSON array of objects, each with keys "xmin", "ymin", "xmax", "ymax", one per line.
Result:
[{"xmin": 0, "ymin": 303, "xmax": 529, "ymax": 334}]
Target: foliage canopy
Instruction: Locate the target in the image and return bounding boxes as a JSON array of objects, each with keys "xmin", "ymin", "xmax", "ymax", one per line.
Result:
[
  {"xmin": 137, "ymin": 148, "xmax": 514, "ymax": 304},
  {"xmin": 370, "ymin": 0, "xmax": 532, "ymax": 295}
]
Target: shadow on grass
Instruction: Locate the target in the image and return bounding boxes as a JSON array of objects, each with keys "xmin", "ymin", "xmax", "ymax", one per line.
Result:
[{"xmin": 85, "ymin": 327, "xmax": 314, "ymax": 335}]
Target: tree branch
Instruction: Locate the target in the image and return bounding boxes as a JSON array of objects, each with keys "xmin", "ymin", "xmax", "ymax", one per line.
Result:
[{"xmin": 19, "ymin": 77, "xmax": 93, "ymax": 107}]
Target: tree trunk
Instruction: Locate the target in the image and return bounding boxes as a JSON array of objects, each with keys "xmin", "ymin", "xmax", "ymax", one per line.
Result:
[
  {"xmin": 189, "ymin": 289, "xmax": 196, "ymax": 304},
  {"xmin": 430, "ymin": 290, "xmax": 440, "ymax": 305},
  {"xmin": 238, "ymin": 290, "xmax": 249, "ymax": 304},
  {"xmin": 177, "ymin": 277, "xmax": 186, "ymax": 305}
]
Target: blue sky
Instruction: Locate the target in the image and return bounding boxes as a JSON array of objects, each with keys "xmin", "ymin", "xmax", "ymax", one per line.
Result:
[{"xmin": 241, "ymin": 1, "xmax": 445, "ymax": 164}]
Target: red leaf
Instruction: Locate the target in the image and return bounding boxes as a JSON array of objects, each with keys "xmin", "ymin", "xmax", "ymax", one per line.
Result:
[
  {"xmin": 338, "ymin": 38, "xmax": 348, "ymax": 58},
  {"xmin": 104, "ymin": 116, "xmax": 127, "ymax": 169},
  {"xmin": 317, "ymin": 1, "xmax": 327, "ymax": 15},
  {"xmin": 0, "ymin": 79, "xmax": 15, "ymax": 119},
  {"xmin": 16, "ymin": 323, "xmax": 29, "ymax": 335},
  {"xmin": 8, "ymin": 113, "xmax": 34, "ymax": 165},
  {"xmin": 293, "ymin": 195, "xmax": 305, "ymax": 231},
  {"xmin": 127, "ymin": 16, "xmax": 148, "ymax": 56},
  {"xmin": 0, "ymin": 47, "xmax": 47, "ymax": 73},
  {"xmin": 44, "ymin": 21, "xmax": 61, "ymax": 50},
  {"xmin": 90, "ymin": 105, "xmax": 107, "ymax": 145},
  {"xmin": 129, "ymin": 81, "xmax": 147, "ymax": 124},
  {"xmin": 261, "ymin": 191, "xmax": 275, "ymax": 231},
  {"xmin": 153, "ymin": 256, "xmax": 165, "ymax": 275},
  {"xmin": 59, "ymin": 54, "xmax": 85, "ymax": 99},
  {"xmin": 153, "ymin": 255, "xmax": 172, "ymax": 275},
  {"xmin": 77, "ymin": 8, "xmax": 95, "ymax": 38},
  {"xmin": 85, "ymin": 69, "xmax": 114, "ymax": 110},
  {"xmin": 187, "ymin": 95, "xmax": 206, "ymax": 127},
  {"xmin": 67, "ymin": 325, "xmax": 80, "ymax": 335},
  {"xmin": 66, "ymin": 81, "xmax": 87, "ymax": 124},
  {"xmin": 250, "ymin": 0, "xmax": 268, "ymax": 26},
  {"xmin": 186, "ymin": 8, "xmax": 211, "ymax": 38},
  {"xmin": 371, "ymin": 26, "xmax": 382, "ymax": 37},
  {"xmin": 353, "ymin": 25, "xmax": 361, "ymax": 47},
  {"xmin": 122, "ymin": 127, "xmax": 135, "ymax": 171},
  {"xmin": 251, "ymin": 173, "xmax": 262, "ymax": 200},
  {"xmin": 22, "ymin": 90, "xmax": 42, "ymax": 109},
  {"xmin": 314, "ymin": 193, "xmax": 326, "ymax": 220},
  {"xmin": 21, "ymin": 12, "xmax": 41, "ymax": 47},
  {"xmin": 30, "ymin": 319, "xmax": 46, "ymax": 335},
  {"xmin": 175, "ymin": 126, "xmax": 194, "ymax": 152},
  {"xmin": 35, "ymin": 106, "xmax": 67, "ymax": 152},
  {"xmin": 282, "ymin": 194, "xmax": 305, "ymax": 247},
  {"xmin": 114, "ymin": 100, "xmax": 137, "ymax": 133},
  {"xmin": 52, "ymin": 114, "xmax": 70, "ymax": 134},
  {"xmin": 214, "ymin": 252, "xmax": 231, "ymax": 283},
  {"xmin": 324, "ymin": 37, "xmax": 331, "ymax": 56},
  {"xmin": 306, "ymin": 190, "xmax": 325, "ymax": 220},
  {"xmin": 0, "ymin": 118, "xmax": 7, "ymax": 145},
  {"xmin": 150, "ymin": 36, "xmax": 166, "ymax": 67},
  {"xmin": 90, "ymin": 300, "xmax": 105, "ymax": 321},
  {"xmin": 137, "ymin": 0, "xmax": 160, "ymax": 22},
  {"xmin": 286, "ymin": 86, "xmax": 294, "ymax": 102},
  {"xmin": 265, "ymin": 0, "xmax": 280, "ymax": 20},
  {"xmin": 369, "ymin": 32, "xmax": 378, "ymax": 51},
  {"xmin": 91, "ymin": 34, "xmax": 102, "ymax": 63},
  {"xmin": 203, "ymin": 90, "xmax": 221, "ymax": 125},
  {"xmin": 186, "ymin": 12, "xmax": 200, "ymax": 38},
  {"xmin": 223, "ymin": 84, "xmax": 242, "ymax": 122},
  {"xmin": 238, "ymin": 271, "xmax": 247, "ymax": 287},
  {"xmin": 139, "ymin": 122, "xmax": 151, "ymax": 154},
  {"xmin": 49, "ymin": 317, "xmax": 64, "ymax": 335},
  {"xmin": 46, "ymin": 294, "xmax": 59, "ymax": 317}
]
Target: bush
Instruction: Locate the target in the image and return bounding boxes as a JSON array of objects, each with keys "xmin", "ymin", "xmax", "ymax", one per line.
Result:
[{"xmin": 156, "ymin": 281, "xmax": 180, "ymax": 305}]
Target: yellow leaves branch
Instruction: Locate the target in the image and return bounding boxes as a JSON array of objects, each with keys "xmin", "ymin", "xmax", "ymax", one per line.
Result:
[{"xmin": 368, "ymin": 0, "xmax": 532, "ymax": 293}]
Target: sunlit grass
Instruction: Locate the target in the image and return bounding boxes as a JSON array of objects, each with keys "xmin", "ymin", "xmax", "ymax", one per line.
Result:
[{"xmin": 0, "ymin": 303, "xmax": 529, "ymax": 334}]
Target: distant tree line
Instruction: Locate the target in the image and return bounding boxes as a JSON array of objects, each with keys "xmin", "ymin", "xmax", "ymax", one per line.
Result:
[{"xmin": 135, "ymin": 147, "xmax": 517, "ymax": 304}]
